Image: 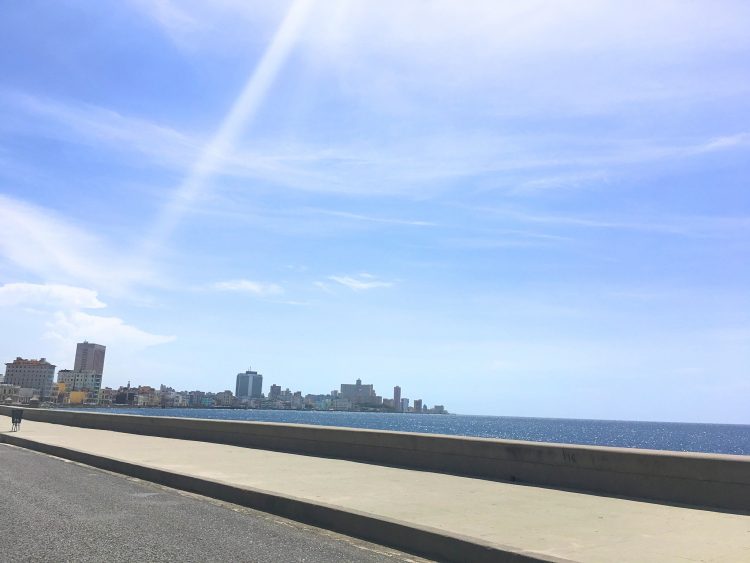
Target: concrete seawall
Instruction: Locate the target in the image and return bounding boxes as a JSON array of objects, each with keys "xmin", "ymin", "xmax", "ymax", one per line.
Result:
[{"xmin": 2, "ymin": 406, "xmax": 748, "ymax": 512}]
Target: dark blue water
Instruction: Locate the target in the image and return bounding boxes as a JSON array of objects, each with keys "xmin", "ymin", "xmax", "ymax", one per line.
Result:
[{"xmin": 72, "ymin": 408, "xmax": 750, "ymax": 455}]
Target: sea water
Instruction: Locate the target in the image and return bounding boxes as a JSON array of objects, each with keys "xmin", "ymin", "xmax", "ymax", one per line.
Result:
[{"xmin": 72, "ymin": 408, "xmax": 750, "ymax": 455}]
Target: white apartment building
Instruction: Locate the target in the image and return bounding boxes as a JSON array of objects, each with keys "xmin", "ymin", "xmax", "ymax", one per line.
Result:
[{"xmin": 57, "ymin": 369, "xmax": 103, "ymax": 392}]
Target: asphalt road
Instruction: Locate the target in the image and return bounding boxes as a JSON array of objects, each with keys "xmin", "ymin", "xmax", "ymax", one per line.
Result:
[{"xmin": 0, "ymin": 444, "xmax": 428, "ymax": 562}]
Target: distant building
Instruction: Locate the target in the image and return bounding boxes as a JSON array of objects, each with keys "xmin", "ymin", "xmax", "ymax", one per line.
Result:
[
  {"xmin": 4, "ymin": 357, "xmax": 55, "ymax": 399},
  {"xmin": 215, "ymin": 390, "xmax": 234, "ymax": 407},
  {"xmin": 393, "ymin": 386, "xmax": 401, "ymax": 412},
  {"xmin": 57, "ymin": 369, "xmax": 102, "ymax": 392},
  {"xmin": 236, "ymin": 372, "xmax": 250, "ymax": 398},
  {"xmin": 0, "ymin": 383, "xmax": 20, "ymax": 404},
  {"xmin": 251, "ymin": 372, "xmax": 263, "ymax": 398},
  {"xmin": 400, "ymin": 398, "xmax": 410, "ymax": 412},
  {"xmin": 340, "ymin": 379, "xmax": 380, "ymax": 405},
  {"xmin": 74, "ymin": 342, "xmax": 106, "ymax": 375},
  {"xmin": 269, "ymin": 384, "xmax": 281, "ymax": 401},
  {"xmin": 48, "ymin": 382, "xmax": 66, "ymax": 404},
  {"xmin": 17, "ymin": 387, "xmax": 37, "ymax": 405},
  {"xmin": 291, "ymin": 391, "xmax": 303, "ymax": 410},
  {"xmin": 413, "ymin": 399, "xmax": 422, "ymax": 413},
  {"xmin": 331, "ymin": 397, "xmax": 352, "ymax": 410},
  {"xmin": 236, "ymin": 369, "xmax": 263, "ymax": 399}
]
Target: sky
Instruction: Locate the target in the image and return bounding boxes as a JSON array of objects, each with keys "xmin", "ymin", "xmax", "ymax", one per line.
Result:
[{"xmin": 0, "ymin": 1, "xmax": 748, "ymax": 423}]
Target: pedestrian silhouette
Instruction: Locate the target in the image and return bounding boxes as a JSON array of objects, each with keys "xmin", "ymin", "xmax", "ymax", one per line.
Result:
[{"xmin": 11, "ymin": 409, "xmax": 23, "ymax": 432}]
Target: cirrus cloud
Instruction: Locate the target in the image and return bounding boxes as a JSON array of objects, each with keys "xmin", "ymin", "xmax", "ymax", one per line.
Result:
[
  {"xmin": 0, "ymin": 283, "xmax": 106, "ymax": 310},
  {"xmin": 327, "ymin": 273, "xmax": 394, "ymax": 291},
  {"xmin": 212, "ymin": 279, "xmax": 284, "ymax": 296}
]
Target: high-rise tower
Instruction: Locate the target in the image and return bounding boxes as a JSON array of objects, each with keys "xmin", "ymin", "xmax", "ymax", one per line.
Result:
[
  {"xmin": 236, "ymin": 368, "xmax": 263, "ymax": 399},
  {"xmin": 74, "ymin": 341, "xmax": 106, "ymax": 375}
]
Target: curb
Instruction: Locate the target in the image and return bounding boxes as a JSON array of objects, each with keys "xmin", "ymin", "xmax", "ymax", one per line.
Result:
[{"xmin": 0, "ymin": 433, "xmax": 567, "ymax": 563}]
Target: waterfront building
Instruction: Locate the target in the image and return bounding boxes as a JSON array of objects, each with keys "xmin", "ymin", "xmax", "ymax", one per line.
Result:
[
  {"xmin": 251, "ymin": 372, "xmax": 263, "ymax": 398},
  {"xmin": 67, "ymin": 391, "xmax": 87, "ymax": 405},
  {"xmin": 18, "ymin": 388, "xmax": 37, "ymax": 404},
  {"xmin": 332, "ymin": 397, "xmax": 353, "ymax": 410},
  {"xmin": 73, "ymin": 341, "xmax": 106, "ymax": 375},
  {"xmin": 4, "ymin": 357, "xmax": 55, "ymax": 399},
  {"xmin": 414, "ymin": 399, "xmax": 423, "ymax": 413},
  {"xmin": 215, "ymin": 390, "xmax": 234, "ymax": 407},
  {"xmin": 0, "ymin": 383, "xmax": 20, "ymax": 404},
  {"xmin": 114, "ymin": 386, "xmax": 138, "ymax": 405},
  {"xmin": 393, "ymin": 386, "xmax": 401, "ymax": 412},
  {"xmin": 341, "ymin": 379, "xmax": 380, "ymax": 405},
  {"xmin": 401, "ymin": 398, "xmax": 410, "ymax": 412},
  {"xmin": 187, "ymin": 390, "xmax": 206, "ymax": 407},
  {"xmin": 236, "ymin": 372, "xmax": 249, "ymax": 398},
  {"xmin": 98, "ymin": 387, "xmax": 116, "ymax": 406},
  {"xmin": 304, "ymin": 394, "xmax": 330, "ymax": 410},
  {"xmin": 269, "ymin": 384, "xmax": 281, "ymax": 401},
  {"xmin": 291, "ymin": 391, "xmax": 303, "ymax": 410},
  {"xmin": 57, "ymin": 369, "xmax": 102, "ymax": 392},
  {"xmin": 48, "ymin": 382, "xmax": 65, "ymax": 404},
  {"xmin": 236, "ymin": 369, "xmax": 263, "ymax": 399}
]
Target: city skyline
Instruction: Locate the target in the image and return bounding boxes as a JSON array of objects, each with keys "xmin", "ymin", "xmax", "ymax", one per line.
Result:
[
  {"xmin": 0, "ymin": 2, "xmax": 748, "ymax": 423},
  {"xmin": 2, "ymin": 342, "xmax": 444, "ymax": 412}
]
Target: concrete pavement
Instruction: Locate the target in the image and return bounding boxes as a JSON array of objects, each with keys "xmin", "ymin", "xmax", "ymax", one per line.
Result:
[
  {"xmin": 2, "ymin": 419, "xmax": 749, "ymax": 562},
  {"xmin": 0, "ymin": 444, "xmax": 426, "ymax": 562}
]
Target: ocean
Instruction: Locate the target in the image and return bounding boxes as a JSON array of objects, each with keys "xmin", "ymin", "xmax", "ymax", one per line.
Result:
[{"xmin": 73, "ymin": 408, "xmax": 750, "ymax": 455}]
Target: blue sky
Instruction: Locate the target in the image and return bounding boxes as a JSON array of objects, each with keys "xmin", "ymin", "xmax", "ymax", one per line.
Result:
[{"xmin": 0, "ymin": 1, "xmax": 748, "ymax": 422}]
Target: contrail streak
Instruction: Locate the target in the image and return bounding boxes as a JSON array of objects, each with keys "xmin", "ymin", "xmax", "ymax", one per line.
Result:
[{"xmin": 145, "ymin": 0, "xmax": 313, "ymax": 257}]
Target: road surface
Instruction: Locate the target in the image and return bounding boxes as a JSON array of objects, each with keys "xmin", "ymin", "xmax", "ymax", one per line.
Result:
[{"xmin": 0, "ymin": 444, "xmax": 427, "ymax": 562}]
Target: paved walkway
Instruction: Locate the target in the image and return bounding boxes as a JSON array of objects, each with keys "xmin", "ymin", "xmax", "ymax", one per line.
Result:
[{"xmin": 2, "ymin": 419, "xmax": 749, "ymax": 562}]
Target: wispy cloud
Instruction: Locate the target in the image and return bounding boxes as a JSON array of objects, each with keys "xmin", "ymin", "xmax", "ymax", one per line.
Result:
[
  {"xmin": 0, "ymin": 194, "xmax": 157, "ymax": 293},
  {"xmin": 127, "ymin": 0, "xmax": 287, "ymax": 51},
  {"xmin": 212, "ymin": 279, "xmax": 283, "ymax": 296},
  {"xmin": 1, "ymin": 91, "xmax": 198, "ymax": 168},
  {"xmin": 0, "ymin": 283, "xmax": 174, "ymax": 367},
  {"xmin": 304, "ymin": 209, "xmax": 436, "ymax": 227},
  {"xmin": 4, "ymin": 87, "xmax": 748, "ymax": 202},
  {"xmin": 44, "ymin": 311, "xmax": 175, "ymax": 351},
  {"xmin": 0, "ymin": 283, "xmax": 106, "ymax": 310},
  {"xmin": 327, "ymin": 273, "xmax": 394, "ymax": 291},
  {"xmin": 470, "ymin": 206, "xmax": 750, "ymax": 238},
  {"xmin": 694, "ymin": 132, "xmax": 750, "ymax": 153},
  {"xmin": 129, "ymin": 0, "xmax": 199, "ymax": 38}
]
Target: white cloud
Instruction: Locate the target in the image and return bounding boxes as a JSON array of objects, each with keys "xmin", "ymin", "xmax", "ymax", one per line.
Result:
[
  {"xmin": 304, "ymin": 209, "xmax": 435, "ymax": 227},
  {"xmin": 694, "ymin": 133, "xmax": 750, "ymax": 153},
  {"xmin": 4, "ymin": 89, "xmax": 747, "ymax": 202},
  {"xmin": 0, "ymin": 283, "xmax": 106, "ymax": 310},
  {"xmin": 1, "ymin": 91, "xmax": 198, "ymax": 169},
  {"xmin": 129, "ymin": 0, "xmax": 199, "ymax": 37},
  {"xmin": 328, "ymin": 274, "xmax": 394, "ymax": 291},
  {"xmin": 0, "ymin": 293, "xmax": 175, "ymax": 374},
  {"xmin": 0, "ymin": 194, "xmax": 157, "ymax": 293},
  {"xmin": 44, "ymin": 311, "xmax": 175, "ymax": 351},
  {"xmin": 472, "ymin": 206, "xmax": 750, "ymax": 238},
  {"xmin": 212, "ymin": 279, "xmax": 283, "ymax": 296},
  {"xmin": 127, "ymin": 0, "xmax": 288, "ymax": 51}
]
